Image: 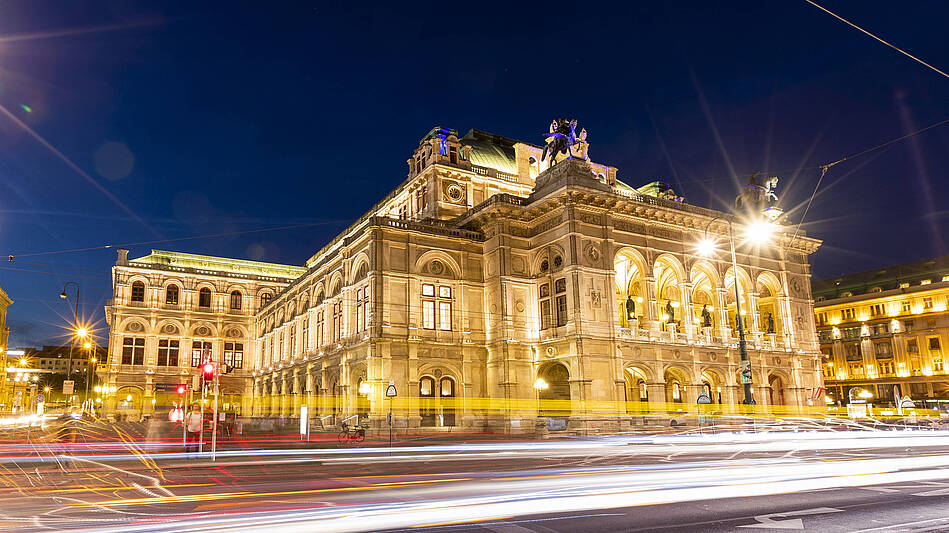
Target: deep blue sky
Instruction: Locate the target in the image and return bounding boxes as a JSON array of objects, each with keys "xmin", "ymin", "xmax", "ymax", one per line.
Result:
[{"xmin": 0, "ymin": 1, "xmax": 947, "ymax": 347}]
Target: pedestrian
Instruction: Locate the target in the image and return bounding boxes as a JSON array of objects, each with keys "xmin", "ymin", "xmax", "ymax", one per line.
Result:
[{"xmin": 185, "ymin": 404, "xmax": 203, "ymax": 457}]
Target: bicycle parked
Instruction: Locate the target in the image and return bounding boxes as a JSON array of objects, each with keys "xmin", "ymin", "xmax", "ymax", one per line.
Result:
[{"xmin": 337, "ymin": 420, "xmax": 365, "ymax": 445}]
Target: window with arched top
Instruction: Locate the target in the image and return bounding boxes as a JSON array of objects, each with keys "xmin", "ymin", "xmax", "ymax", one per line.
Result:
[
  {"xmin": 354, "ymin": 263, "xmax": 368, "ymax": 282},
  {"xmin": 261, "ymin": 292, "xmax": 272, "ymax": 306},
  {"xmin": 198, "ymin": 287, "xmax": 212, "ymax": 308},
  {"xmin": 230, "ymin": 290, "xmax": 242, "ymax": 310},
  {"xmin": 165, "ymin": 285, "xmax": 179, "ymax": 305},
  {"xmin": 130, "ymin": 281, "xmax": 145, "ymax": 302}
]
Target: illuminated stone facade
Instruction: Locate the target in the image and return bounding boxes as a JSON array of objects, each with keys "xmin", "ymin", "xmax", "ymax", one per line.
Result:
[
  {"xmin": 102, "ymin": 250, "xmax": 304, "ymax": 420},
  {"xmin": 814, "ymin": 256, "xmax": 949, "ymax": 407},
  {"xmin": 250, "ymin": 127, "xmax": 823, "ymax": 431}
]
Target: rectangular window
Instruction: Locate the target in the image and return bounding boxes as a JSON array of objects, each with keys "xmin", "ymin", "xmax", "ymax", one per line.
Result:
[
  {"xmin": 923, "ymin": 297, "xmax": 934, "ymax": 310},
  {"xmin": 333, "ymin": 302, "xmax": 343, "ymax": 340},
  {"xmin": 355, "ymin": 288, "xmax": 365, "ymax": 333},
  {"xmin": 929, "ymin": 337, "xmax": 942, "ymax": 352},
  {"xmin": 845, "ymin": 343, "xmax": 861, "ymax": 361},
  {"xmin": 439, "ymin": 286, "xmax": 451, "ymax": 298},
  {"xmin": 904, "ymin": 320, "xmax": 914, "ymax": 332},
  {"xmin": 279, "ymin": 336, "xmax": 284, "ymax": 360},
  {"xmin": 302, "ymin": 317, "xmax": 309, "ymax": 351},
  {"xmin": 556, "ymin": 295, "xmax": 568, "ymax": 327},
  {"xmin": 269, "ymin": 338, "xmax": 274, "ymax": 364},
  {"xmin": 289, "ymin": 326, "xmax": 296, "ymax": 357},
  {"xmin": 902, "ymin": 301, "xmax": 912, "ymax": 313},
  {"xmin": 934, "ymin": 358, "xmax": 945, "ymax": 373},
  {"xmin": 157, "ymin": 339, "xmax": 179, "ymax": 366},
  {"xmin": 849, "ymin": 364, "xmax": 864, "ymax": 378},
  {"xmin": 438, "ymin": 301, "xmax": 452, "ymax": 331},
  {"xmin": 539, "ymin": 283, "xmax": 551, "ymax": 330},
  {"xmin": 422, "ymin": 300, "xmax": 435, "ymax": 329},
  {"xmin": 449, "ymin": 146, "xmax": 457, "ymax": 164},
  {"xmin": 422, "ymin": 283, "xmax": 435, "ymax": 297},
  {"xmin": 131, "ymin": 283, "xmax": 145, "ymax": 302},
  {"xmin": 192, "ymin": 341, "xmax": 212, "ymax": 367},
  {"xmin": 874, "ymin": 342, "xmax": 891, "ymax": 357},
  {"xmin": 399, "ymin": 204, "xmax": 407, "ymax": 219},
  {"xmin": 841, "ymin": 308, "xmax": 854, "ymax": 321},
  {"xmin": 224, "ymin": 342, "xmax": 243, "ymax": 369},
  {"xmin": 907, "ymin": 338, "xmax": 919, "ymax": 353},
  {"xmin": 316, "ymin": 311, "xmax": 324, "ymax": 347},
  {"xmin": 122, "ymin": 337, "xmax": 145, "ymax": 365},
  {"xmin": 877, "ymin": 361, "xmax": 893, "ymax": 375}
]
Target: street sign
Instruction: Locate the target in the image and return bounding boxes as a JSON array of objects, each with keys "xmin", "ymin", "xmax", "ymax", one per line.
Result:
[
  {"xmin": 385, "ymin": 380, "xmax": 397, "ymax": 398},
  {"xmin": 739, "ymin": 360, "xmax": 753, "ymax": 384},
  {"xmin": 62, "ymin": 380, "xmax": 75, "ymax": 395}
]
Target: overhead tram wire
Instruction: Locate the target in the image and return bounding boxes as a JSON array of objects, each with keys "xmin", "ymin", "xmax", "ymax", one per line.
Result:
[
  {"xmin": 6, "ymin": 220, "xmax": 352, "ymax": 261},
  {"xmin": 784, "ymin": 116, "xmax": 949, "ymax": 254},
  {"xmin": 805, "ymin": 0, "xmax": 949, "ymax": 80}
]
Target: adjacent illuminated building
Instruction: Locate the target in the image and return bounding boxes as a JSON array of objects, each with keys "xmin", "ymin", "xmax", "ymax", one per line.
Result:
[
  {"xmin": 102, "ymin": 250, "xmax": 304, "ymax": 419},
  {"xmin": 813, "ymin": 256, "xmax": 949, "ymax": 407}
]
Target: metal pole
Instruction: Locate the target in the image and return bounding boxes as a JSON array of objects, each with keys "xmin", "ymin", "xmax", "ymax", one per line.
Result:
[
  {"xmin": 199, "ymin": 376, "xmax": 205, "ymax": 453},
  {"xmin": 389, "ymin": 399, "xmax": 393, "ymax": 450},
  {"xmin": 64, "ymin": 284, "xmax": 80, "ymax": 405},
  {"xmin": 728, "ymin": 223, "xmax": 755, "ymax": 405},
  {"xmin": 211, "ymin": 373, "xmax": 218, "ymax": 461}
]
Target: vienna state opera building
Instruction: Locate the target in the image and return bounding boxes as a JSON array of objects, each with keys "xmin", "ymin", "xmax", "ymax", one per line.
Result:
[{"xmin": 103, "ymin": 123, "xmax": 823, "ymax": 430}]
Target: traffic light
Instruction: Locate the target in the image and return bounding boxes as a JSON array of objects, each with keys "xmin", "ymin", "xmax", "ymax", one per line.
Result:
[
  {"xmin": 176, "ymin": 384, "xmax": 187, "ymax": 395},
  {"xmin": 202, "ymin": 361, "xmax": 215, "ymax": 381}
]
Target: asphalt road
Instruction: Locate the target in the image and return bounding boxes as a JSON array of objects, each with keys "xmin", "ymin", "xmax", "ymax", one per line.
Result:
[{"xmin": 2, "ymin": 431, "xmax": 949, "ymax": 532}]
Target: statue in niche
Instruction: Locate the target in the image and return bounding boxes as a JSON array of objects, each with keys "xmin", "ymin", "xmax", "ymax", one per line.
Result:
[
  {"xmin": 766, "ymin": 313, "xmax": 775, "ymax": 334},
  {"xmin": 701, "ymin": 305, "xmax": 712, "ymax": 328},
  {"xmin": 625, "ymin": 296, "xmax": 636, "ymax": 320},
  {"xmin": 666, "ymin": 300, "xmax": 675, "ymax": 324}
]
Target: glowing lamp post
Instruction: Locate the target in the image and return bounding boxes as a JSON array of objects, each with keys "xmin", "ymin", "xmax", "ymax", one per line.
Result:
[{"xmin": 697, "ymin": 217, "xmax": 774, "ymax": 405}]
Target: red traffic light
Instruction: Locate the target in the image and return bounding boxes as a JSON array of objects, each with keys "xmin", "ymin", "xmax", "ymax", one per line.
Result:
[
  {"xmin": 202, "ymin": 361, "xmax": 215, "ymax": 379},
  {"xmin": 176, "ymin": 384, "xmax": 186, "ymax": 395}
]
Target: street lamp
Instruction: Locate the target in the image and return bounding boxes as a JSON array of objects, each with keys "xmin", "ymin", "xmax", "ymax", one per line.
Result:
[
  {"xmin": 696, "ymin": 216, "xmax": 775, "ymax": 406},
  {"xmin": 60, "ymin": 282, "xmax": 81, "ymax": 385}
]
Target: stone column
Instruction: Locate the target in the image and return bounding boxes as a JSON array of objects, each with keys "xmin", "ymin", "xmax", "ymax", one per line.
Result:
[
  {"xmin": 680, "ymin": 282, "xmax": 695, "ymax": 341},
  {"xmin": 716, "ymin": 288, "xmax": 730, "ymax": 342},
  {"xmin": 646, "ymin": 381, "xmax": 667, "ymax": 414},
  {"xmin": 644, "ymin": 276, "xmax": 660, "ymax": 335}
]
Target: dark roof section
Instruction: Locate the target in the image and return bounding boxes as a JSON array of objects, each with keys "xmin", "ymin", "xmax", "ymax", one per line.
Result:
[{"xmin": 812, "ymin": 254, "xmax": 949, "ymax": 299}]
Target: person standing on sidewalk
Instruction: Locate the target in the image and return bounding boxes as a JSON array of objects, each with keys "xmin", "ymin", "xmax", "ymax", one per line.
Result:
[{"xmin": 185, "ymin": 404, "xmax": 203, "ymax": 457}]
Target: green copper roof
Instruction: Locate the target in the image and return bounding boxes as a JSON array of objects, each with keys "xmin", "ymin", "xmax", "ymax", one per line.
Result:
[
  {"xmin": 131, "ymin": 250, "xmax": 306, "ymax": 278},
  {"xmin": 461, "ymin": 129, "xmax": 518, "ymax": 175}
]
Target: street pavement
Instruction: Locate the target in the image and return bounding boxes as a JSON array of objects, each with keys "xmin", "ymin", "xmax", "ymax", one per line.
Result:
[{"xmin": 1, "ymin": 430, "xmax": 949, "ymax": 531}]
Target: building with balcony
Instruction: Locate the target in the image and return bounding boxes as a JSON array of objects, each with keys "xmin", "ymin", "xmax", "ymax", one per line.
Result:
[
  {"xmin": 813, "ymin": 255, "xmax": 949, "ymax": 408},
  {"xmin": 102, "ymin": 249, "xmax": 305, "ymax": 420},
  {"xmin": 249, "ymin": 125, "xmax": 823, "ymax": 431}
]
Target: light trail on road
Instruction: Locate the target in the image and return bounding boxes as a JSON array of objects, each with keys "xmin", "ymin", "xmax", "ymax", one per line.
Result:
[{"xmin": 0, "ymin": 430, "xmax": 939, "ymax": 532}]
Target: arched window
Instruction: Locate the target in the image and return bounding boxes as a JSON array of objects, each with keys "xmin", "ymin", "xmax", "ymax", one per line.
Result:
[
  {"xmin": 165, "ymin": 285, "xmax": 179, "ymax": 305},
  {"xmin": 198, "ymin": 287, "xmax": 212, "ymax": 308},
  {"xmin": 260, "ymin": 292, "xmax": 272, "ymax": 306},
  {"xmin": 354, "ymin": 263, "xmax": 368, "ymax": 282},
  {"xmin": 230, "ymin": 291, "xmax": 242, "ymax": 310},
  {"xmin": 130, "ymin": 281, "xmax": 145, "ymax": 302}
]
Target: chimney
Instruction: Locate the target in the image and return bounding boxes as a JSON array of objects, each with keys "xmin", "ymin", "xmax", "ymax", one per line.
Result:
[{"xmin": 117, "ymin": 248, "xmax": 129, "ymax": 265}]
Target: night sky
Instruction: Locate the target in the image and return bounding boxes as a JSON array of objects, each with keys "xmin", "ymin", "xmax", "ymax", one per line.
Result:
[{"xmin": 0, "ymin": 1, "xmax": 946, "ymax": 348}]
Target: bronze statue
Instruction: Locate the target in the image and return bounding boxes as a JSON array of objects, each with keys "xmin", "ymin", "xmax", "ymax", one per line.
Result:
[
  {"xmin": 625, "ymin": 296, "xmax": 636, "ymax": 320},
  {"xmin": 766, "ymin": 313, "xmax": 775, "ymax": 334},
  {"xmin": 701, "ymin": 304, "xmax": 712, "ymax": 328},
  {"xmin": 541, "ymin": 118, "xmax": 582, "ymax": 166},
  {"xmin": 666, "ymin": 300, "xmax": 675, "ymax": 324}
]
